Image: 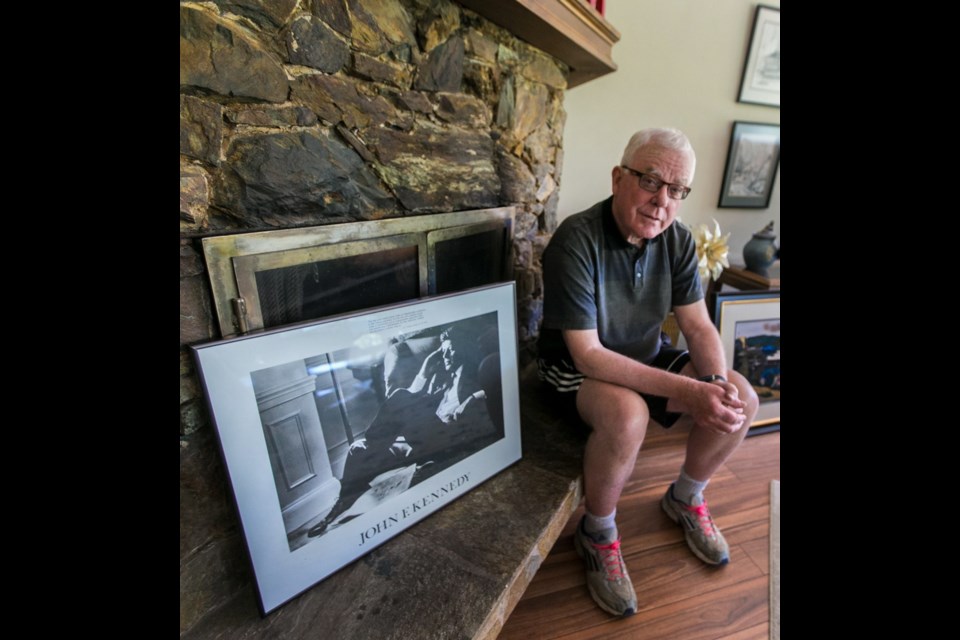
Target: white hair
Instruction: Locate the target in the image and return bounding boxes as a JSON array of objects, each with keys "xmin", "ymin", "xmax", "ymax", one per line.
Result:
[{"xmin": 620, "ymin": 128, "xmax": 696, "ymax": 174}]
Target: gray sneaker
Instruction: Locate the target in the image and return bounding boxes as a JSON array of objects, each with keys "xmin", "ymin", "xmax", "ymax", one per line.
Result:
[
  {"xmin": 660, "ymin": 483, "xmax": 730, "ymax": 565},
  {"xmin": 573, "ymin": 517, "xmax": 638, "ymax": 617}
]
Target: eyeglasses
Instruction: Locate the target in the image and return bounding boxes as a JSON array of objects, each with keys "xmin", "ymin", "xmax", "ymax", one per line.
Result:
[{"xmin": 620, "ymin": 166, "xmax": 691, "ymax": 200}]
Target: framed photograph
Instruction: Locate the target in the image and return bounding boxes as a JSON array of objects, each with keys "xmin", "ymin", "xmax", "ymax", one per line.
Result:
[
  {"xmin": 718, "ymin": 121, "xmax": 780, "ymax": 209},
  {"xmin": 737, "ymin": 5, "xmax": 780, "ymax": 107},
  {"xmin": 713, "ymin": 291, "xmax": 780, "ymax": 433},
  {"xmin": 192, "ymin": 283, "xmax": 522, "ymax": 614}
]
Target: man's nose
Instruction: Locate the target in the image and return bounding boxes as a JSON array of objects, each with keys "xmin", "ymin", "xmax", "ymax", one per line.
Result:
[{"xmin": 650, "ymin": 185, "xmax": 670, "ymax": 207}]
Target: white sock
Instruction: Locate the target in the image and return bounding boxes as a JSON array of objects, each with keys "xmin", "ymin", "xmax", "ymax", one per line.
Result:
[
  {"xmin": 584, "ymin": 509, "xmax": 618, "ymax": 542},
  {"xmin": 674, "ymin": 467, "xmax": 709, "ymax": 505}
]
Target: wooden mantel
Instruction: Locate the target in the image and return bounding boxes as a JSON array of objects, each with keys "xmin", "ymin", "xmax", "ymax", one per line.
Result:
[{"xmin": 458, "ymin": 0, "xmax": 619, "ymax": 87}]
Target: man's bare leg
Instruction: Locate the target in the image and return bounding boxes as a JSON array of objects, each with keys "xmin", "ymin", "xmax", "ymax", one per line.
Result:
[
  {"xmin": 670, "ymin": 368, "xmax": 758, "ymax": 483},
  {"xmin": 662, "ymin": 367, "xmax": 759, "ymax": 564},
  {"xmin": 577, "ymin": 378, "xmax": 651, "ymax": 520},
  {"xmin": 571, "ymin": 377, "xmax": 649, "ymax": 617}
]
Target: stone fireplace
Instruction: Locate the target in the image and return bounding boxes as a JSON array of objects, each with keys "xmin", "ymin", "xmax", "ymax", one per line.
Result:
[{"xmin": 180, "ymin": 0, "xmax": 617, "ymax": 633}]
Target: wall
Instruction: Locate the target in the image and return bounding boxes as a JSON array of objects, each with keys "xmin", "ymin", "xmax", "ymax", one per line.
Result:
[
  {"xmin": 559, "ymin": 0, "xmax": 780, "ymax": 257},
  {"xmin": 179, "ymin": 0, "xmax": 567, "ymax": 632}
]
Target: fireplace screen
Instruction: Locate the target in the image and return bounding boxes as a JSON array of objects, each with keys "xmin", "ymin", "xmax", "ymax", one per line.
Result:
[
  {"xmin": 202, "ymin": 207, "xmax": 515, "ymax": 337},
  {"xmin": 234, "ymin": 235, "xmax": 425, "ymax": 330},
  {"xmin": 429, "ymin": 220, "xmax": 510, "ymax": 295}
]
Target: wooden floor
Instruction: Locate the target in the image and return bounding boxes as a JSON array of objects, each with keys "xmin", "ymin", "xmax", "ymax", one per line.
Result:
[{"xmin": 499, "ymin": 423, "xmax": 780, "ymax": 640}]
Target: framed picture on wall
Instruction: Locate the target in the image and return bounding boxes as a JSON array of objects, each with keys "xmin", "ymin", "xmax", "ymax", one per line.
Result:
[
  {"xmin": 737, "ymin": 5, "xmax": 780, "ymax": 107},
  {"xmin": 192, "ymin": 283, "xmax": 522, "ymax": 615},
  {"xmin": 718, "ymin": 121, "xmax": 780, "ymax": 209},
  {"xmin": 713, "ymin": 291, "xmax": 780, "ymax": 434}
]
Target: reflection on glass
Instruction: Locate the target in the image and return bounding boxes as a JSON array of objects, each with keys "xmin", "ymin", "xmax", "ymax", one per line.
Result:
[
  {"xmin": 434, "ymin": 228, "xmax": 505, "ymax": 294},
  {"xmin": 255, "ymin": 246, "xmax": 419, "ymax": 327}
]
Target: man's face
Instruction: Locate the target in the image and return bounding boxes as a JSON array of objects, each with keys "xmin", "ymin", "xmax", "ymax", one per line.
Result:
[
  {"xmin": 440, "ymin": 338, "xmax": 460, "ymax": 371},
  {"xmin": 611, "ymin": 145, "xmax": 694, "ymax": 244}
]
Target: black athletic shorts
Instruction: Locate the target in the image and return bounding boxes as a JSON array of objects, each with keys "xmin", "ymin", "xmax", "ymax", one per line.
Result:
[{"xmin": 537, "ymin": 347, "xmax": 691, "ymax": 428}]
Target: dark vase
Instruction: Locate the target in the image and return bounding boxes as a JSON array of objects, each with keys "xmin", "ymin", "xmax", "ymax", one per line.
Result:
[{"xmin": 743, "ymin": 221, "xmax": 778, "ymax": 277}]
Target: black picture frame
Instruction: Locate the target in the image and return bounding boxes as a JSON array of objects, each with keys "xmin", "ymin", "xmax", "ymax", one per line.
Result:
[
  {"xmin": 737, "ymin": 5, "xmax": 780, "ymax": 108},
  {"xmin": 191, "ymin": 283, "xmax": 522, "ymax": 615},
  {"xmin": 718, "ymin": 121, "xmax": 780, "ymax": 209},
  {"xmin": 713, "ymin": 290, "xmax": 780, "ymax": 434}
]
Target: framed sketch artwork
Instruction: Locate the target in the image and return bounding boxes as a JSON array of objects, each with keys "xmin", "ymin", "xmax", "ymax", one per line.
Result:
[
  {"xmin": 192, "ymin": 283, "xmax": 522, "ymax": 614},
  {"xmin": 718, "ymin": 121, "xmax": 780, "ymax": 209},
  {"xmin": 738, "ymin": 5, "xmax": 780, "ymax": 107}
]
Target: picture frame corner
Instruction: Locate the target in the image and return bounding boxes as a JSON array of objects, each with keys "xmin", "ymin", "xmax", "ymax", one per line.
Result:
[
  {"xmin": 713, "ymin": 290, "xmax": 780, "ymax": 431},
  {"xmin": 736, "ymin": 4, "xmax": 781, "ymax": 109}
]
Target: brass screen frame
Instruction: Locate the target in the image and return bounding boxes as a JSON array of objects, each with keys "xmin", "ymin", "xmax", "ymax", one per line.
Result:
[
  {"xmin": 426, "ymin": 220, "xmax": 513, "ymax": 295},
  {"xmin": 202, "ymin": 207, "xmax": 516, "ymax": 337}
]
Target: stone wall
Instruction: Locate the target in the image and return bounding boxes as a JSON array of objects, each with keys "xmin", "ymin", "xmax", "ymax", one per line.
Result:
[{"xmin": 180, "ymin": 0, "xmax": 566, "ymax": 633}]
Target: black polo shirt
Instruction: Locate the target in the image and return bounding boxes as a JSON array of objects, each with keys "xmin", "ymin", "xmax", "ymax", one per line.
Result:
[{"xmin": 538, "ymin": 197, "xmax": 703, "ymax": 365}]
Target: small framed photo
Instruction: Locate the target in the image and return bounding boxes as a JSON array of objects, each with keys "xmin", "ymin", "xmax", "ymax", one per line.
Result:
[
  {"xmin": 713, "ymin": 291, "xmax": 780, "ymax": 433},
  {"xmin": 192, "ymin": 283, "xmax": 522, "ymax": 614},
  {"xmin": 718, "ymin": 121, "xmax": 780, "ymax": 209},
  {"xmin": 738, "ymin": 5, "xmax": 780, "ymax": 107}
]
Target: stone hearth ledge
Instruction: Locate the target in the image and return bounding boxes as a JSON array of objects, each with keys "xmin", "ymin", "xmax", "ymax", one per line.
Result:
[{"xmin": 182, "ymin": 364, "xmax": 586, "ymax": 640}]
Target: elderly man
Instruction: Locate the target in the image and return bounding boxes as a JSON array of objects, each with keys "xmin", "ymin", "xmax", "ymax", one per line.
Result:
[{"xmin": 537, "ymin": 128, "xmax": 759, "ymax": 617}]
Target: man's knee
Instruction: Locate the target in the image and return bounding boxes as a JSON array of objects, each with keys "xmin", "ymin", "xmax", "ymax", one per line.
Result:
[
  {"xmin": 727, "ymin": 369, "xmax": 760, "ymax": 418},
  {"xmin": 577, "ymin": 380, "xmax": 650, "ymax": 445}
]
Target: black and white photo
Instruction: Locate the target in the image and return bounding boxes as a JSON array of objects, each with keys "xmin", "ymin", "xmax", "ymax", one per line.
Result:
[
  {"xmin": 192, "ymin": 283, "xmax": 522, "ymax": 615},
  {"xmin": 264, "ymin": 312, "xmax": 505, "ymax": 548}
]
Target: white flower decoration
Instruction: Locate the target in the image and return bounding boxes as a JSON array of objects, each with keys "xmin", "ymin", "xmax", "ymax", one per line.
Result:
[{"xmin": 694, "ymin": 219, "xmax": 730, "ymax": 282}]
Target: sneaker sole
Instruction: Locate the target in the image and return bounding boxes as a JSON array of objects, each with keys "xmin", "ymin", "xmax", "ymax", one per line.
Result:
[
  {"xmin": 660, "ymin": 494, "xmax": 730, "ymax": 566},
  {"xmin": 573, "ymin": 529, "xmax": 637, "ymax": 618}
]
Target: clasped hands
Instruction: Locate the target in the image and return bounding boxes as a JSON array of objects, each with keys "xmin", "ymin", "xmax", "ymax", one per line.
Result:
[{"xmin": 692, "ymin": 379, "xmax": 747, "ymax": 434}]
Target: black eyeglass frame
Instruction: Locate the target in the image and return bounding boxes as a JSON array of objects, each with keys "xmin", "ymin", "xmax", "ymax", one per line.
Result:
[{"xmin": 619, "ymin": 165, "xmax": 692, "ymax": 200}]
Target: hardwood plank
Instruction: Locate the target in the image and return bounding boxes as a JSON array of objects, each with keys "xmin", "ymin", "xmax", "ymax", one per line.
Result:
[
  {"xmin": 725, "ymin": 519, "xmax": 768, "ymax": 549},
  {"xmin": 619, "ymin": 454, "xmax": 739, "ymax": 498},
  {"xmin": 501, "ymin": 423, "xmax": 779, "ymax": 639},
  {"xmin": 499, "ymin": 584, "xmax": 619, "ymax": 639},
  {"xmin": 740, "ymin": 537, "xmax": 770, "ymax": 576},
  {"xmin": 554, "ymin": 575, "xmax": 769, "ymax": 640},
  {"xmin": 504, "ymin": 541, "xmax": 764, "ymax": 639},
  {"xmin": 639, "ymin": 419, "xmax": 697, "ymax": 452},
  {"xmin": 714, "ymin": 622, "xmax": 769, "ymax": 640},
  {"xmin": 726, "ymin": 433, "xmax": 781, "ymax": 483},
  {"xmin": 627, "ymin": 544, "xmax": 764, "ymax": 612},
  {"xmin": 613, "ymin": 480, "xmax": 767, "ymax": 557}
]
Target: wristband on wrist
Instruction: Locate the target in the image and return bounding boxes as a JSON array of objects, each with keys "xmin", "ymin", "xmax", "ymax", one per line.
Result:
[{"xmin": 697, "ymin": 374, "xmax": 727, "ymax": 383}]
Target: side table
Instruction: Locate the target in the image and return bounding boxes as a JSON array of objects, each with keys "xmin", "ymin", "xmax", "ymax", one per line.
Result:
[{"xmin": 707, "ymin": 262, "xmax": 780, "ymax": 321}]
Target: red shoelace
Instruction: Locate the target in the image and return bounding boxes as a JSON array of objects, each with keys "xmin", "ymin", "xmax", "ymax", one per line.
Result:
[
  {"xmin": 685, "ymin": 502, "xmax": 718, "ymax": 538},
  {"xmin": 592, "ymin": 539, "xmax": 626, "ymax": 581}
]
